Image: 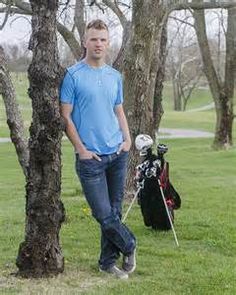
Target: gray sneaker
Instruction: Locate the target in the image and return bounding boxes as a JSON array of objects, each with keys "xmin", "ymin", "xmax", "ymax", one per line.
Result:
[
  {"xmin": 99, "ymin": 265, "xmax": 129, "ymax": 279},
  {"xmin": 122, "ymin": 248, "xmax": 136, "ymax": 273}
]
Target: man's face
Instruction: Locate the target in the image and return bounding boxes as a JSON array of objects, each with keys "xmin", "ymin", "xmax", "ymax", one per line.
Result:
[{"xmin": 84, "ymin": 28, "xmax": 109, "ymax": 61}]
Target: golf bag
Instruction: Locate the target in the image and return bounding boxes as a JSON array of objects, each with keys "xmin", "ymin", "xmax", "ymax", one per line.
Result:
[{"xmin": 135, "ymin": 139, "xmax": 181, "ymax": 230}]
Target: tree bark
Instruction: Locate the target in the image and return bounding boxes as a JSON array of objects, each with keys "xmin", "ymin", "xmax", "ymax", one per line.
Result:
[
  {"xmin": 193, "ymin": 7, "xmax": 235, "ymax": 149},
  {"xmin": 16, "ymin": 0, "xmax": 65, "ymax": 278},
  {"xmin": 122, "ymin": 0, "xmax": 166, "ymax": 191},
  {"xmin": 0, "ymin": 46, "xmax": 29, "ymax": 178},
  {"xmin": 220, "ymin": 7, "xmax": 236, "ymax": 146},
  {"xmin": 172, "ymin": 75, "xmax": 182, "ymax": 111},
  {"xmin": 153, "ymin": 18, "xmax": 168, "ymax": 131}
]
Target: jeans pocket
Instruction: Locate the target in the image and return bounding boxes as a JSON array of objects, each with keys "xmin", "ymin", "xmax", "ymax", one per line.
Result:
[
  {"xmin": 78, "ymin": 157, "xmax": 103, "ymax": 179},
  {"xmin": 75, "ymin": 154, "xmax": 94, "ymax": 174}
]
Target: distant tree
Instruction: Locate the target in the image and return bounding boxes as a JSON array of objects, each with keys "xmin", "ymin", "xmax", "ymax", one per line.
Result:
[
  {"xmin": 193, "ymin": 3, "xmax": 236, "ymax": 148},
  {"xmin": 166, "ymin": 14, "xmax": 203, "ymax": 111}
]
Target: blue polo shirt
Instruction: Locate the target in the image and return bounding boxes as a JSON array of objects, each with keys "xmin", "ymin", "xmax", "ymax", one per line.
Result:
[{"xmin": 60, "ymin": 60, "xmax": 124, "ymax": 155}]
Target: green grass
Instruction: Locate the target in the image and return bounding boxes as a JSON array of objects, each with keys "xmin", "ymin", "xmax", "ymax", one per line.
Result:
[
  {"xmin": 1, "ymin": 137, "xmax": 236, "ymax": 294},
  {"xmin": 162, "ymin": 84, "xmax": 214, "ymax": 111},
  {"xmin": 0, "ymin": 73, "xmax": 236, "ymax": 294},
  {"xmin": 160, "ymin": 111, "xmax": 216, "ymax": 132}
]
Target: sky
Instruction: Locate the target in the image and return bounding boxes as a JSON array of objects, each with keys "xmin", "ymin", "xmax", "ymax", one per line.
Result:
[
  {"xmin": 0, "ymin": 14, "xmax": 31, "ymax": 44},
  {"xmin": 0, "ymin": 2, "xmax": 124, "ymax": 46}
]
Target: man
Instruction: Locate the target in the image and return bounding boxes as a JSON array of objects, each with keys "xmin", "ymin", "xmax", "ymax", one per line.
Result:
[{"xmin": 60, "ymin": 19, "xmax": 136, "ymax": 279}]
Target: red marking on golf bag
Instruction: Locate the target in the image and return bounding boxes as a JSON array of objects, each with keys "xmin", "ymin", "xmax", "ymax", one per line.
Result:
[
  {"xmin": 159, "ymin": 162, "xmax": 179, "ymax": 210},
  {"xmin": 159, "ymin": 162, "xmax": 169, "ymax": 190}
]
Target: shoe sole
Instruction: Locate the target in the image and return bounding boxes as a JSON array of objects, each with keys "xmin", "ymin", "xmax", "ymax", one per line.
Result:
[
  {"xmin": 122, "ymin": 248, "xmax": 136, "ymax": 274},
  {"xmin": 99, "ymin": 267, "xmax": 129, "ymax": 279},
  {"xmin": 123, "ymin": 262, "xmax": 136, "ymax": 274}
]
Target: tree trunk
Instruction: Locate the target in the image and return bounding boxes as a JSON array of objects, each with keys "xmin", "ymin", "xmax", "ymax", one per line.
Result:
[
  {"xmin": 214, "ymin": 94, "xmax": 234, "ymax": 148},
  {"xmin": 122, "ymin": 0, "xmax": 165, "ymax": 191},
  {"xmin": 172, "ymin": 77, "xmax": 182, "ymax": 111},
  {"xmin": 16, "ymin": 0, "xmax": 65, "ymax": 278},
  {"xmin": 0, "ymin": 46, "xmax": 29, "ymax": 178},
  {"xmin": 193, "ymin": 7, "xmax": 235, "ymax": 149},
  {"xmin": 217, "ymin": 6, "xmax": 236, "ymax": 147},
  {"xmin": 153, "ymin": 20, "xmax": 168, "ymax": 131}
]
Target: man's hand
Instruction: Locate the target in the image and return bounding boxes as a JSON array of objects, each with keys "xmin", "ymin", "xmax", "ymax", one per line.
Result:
[
  {"xmin": 117, "ymin": 139, "xmax": 131, "ymax": 154},
  {"xmin": 78, "ymin": 149, "xmax": 102, "ymax": 161}
]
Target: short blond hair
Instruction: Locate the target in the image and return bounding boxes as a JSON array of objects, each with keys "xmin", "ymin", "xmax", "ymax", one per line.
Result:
[{"xmin": 86, "ymin": 19, "xmax": 108, "ymax": 32}]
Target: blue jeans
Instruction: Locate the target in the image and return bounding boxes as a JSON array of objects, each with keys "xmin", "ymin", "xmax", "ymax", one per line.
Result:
[{"xmin": 75, "ymin": 151, "xmax": 136, "ymax": 270}]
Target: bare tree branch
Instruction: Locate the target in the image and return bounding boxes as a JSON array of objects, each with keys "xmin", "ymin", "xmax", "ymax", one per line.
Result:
[
  {"xmin": 116, "ymin": 1, "xmax": 131, "ymax": 9},
  {"xmin": 74, "ymin": 0, "xmax": 86, "ymax": 41},
  {"xmin": 0, "ymin": 0, "xmax": 31, "ymax": 14},
  {"xmin": 90, "ymin": 0, "xmax": 106, "ymax": 13},
  {"xmin": 0, "ymin": 6, "xmax": 31, "ymax": 15},
  {"xmin": 112, "ymin": 20, "xmax": 131, "ymax": 69},
  {"xmin": 169, "ymin": 0, "xmax": 236, "ymax": 12},
  {"xmin": 0, "ymin": 2, "xmax": 11, "ymax": 30},
  {"xmin": 0, "ymin": 0, "xmax": 81, "ymax": 60},
  {"xmin": 10, "ymin": 15, "xmax": 31, "ymax": 26},
  {"xmin": 181, "ymin": 73, "xmax": 202, "ymax": 111},
  {"xmin": 60, "ymin": 0, "xmax": 72, "ymax": 16},
  {"xmin": 102, "ymin": 0, "xmax": 128, "ymax": 28},
  {"xmin": 57, "ymin": 22, "xmax": 82, "ymax": 60},
  {"xmin": 0, "ymin": 45, "xmax": 29, "ymax": 178},
  {"xmin": 1, "ymin": 0, "xmax": 32, "ymax": 13},
  {"xmin": 169, "ymin": 15, "xmax": 194, "ymax": 28}
]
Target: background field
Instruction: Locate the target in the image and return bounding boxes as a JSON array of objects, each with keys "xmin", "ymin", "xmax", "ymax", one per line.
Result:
[{"xmin": 0, "ymin": 74, "xmax": 236, "ymax": 294}]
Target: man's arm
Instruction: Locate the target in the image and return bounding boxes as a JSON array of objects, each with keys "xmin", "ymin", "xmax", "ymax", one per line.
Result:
[
  {"xmin": 60, "ymin": 103, "xmax": 101, "ymax": 161},
  {"xmin": 115, "ymin": 104, "xmax": 132, "ymax": 154}
]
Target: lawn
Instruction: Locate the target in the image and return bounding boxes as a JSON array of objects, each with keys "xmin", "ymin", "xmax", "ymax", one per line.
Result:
[
  {"xmin": 162, "ymin": 84, "xmax": 214, "ymax": 111},
  {"xmin": 0, "ymin": 73, "xmax": 236, "ymax": 294}
]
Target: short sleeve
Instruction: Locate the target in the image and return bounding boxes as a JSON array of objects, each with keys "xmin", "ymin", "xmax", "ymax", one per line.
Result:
[
  {"xmin": 60, "ymin": 71, "xmax": 75, "ymax": 105},
  {"xmin": 115, "ymin": 74, "xmax": 124, "ymax": 105}
]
